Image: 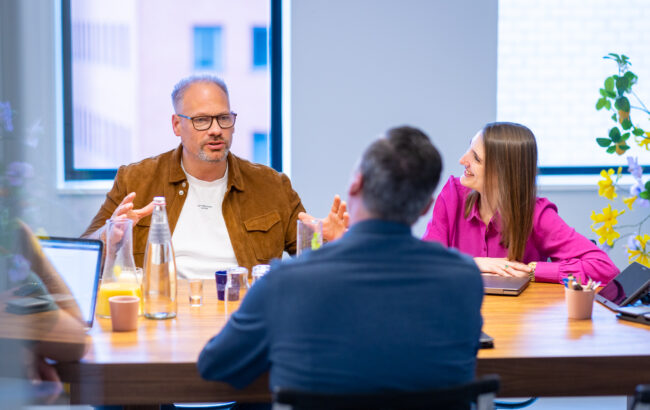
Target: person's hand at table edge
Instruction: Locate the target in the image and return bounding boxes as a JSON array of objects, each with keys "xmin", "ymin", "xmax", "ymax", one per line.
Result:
[{"xmin": 474, "ymin": 257, "xmax": 531, "ymax": 278}]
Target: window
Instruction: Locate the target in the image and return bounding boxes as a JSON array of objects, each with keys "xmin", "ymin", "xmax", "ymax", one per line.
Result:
[
  {"xmin": 194, "ymin": 27, "xmax": 223, "ymax": 71},
  {"xmin": 497, "ymin": 0, "xmax": 650, "ymax": 176},
  {"xmin": 61, "ymin": 0, "xmax": 280, "ymax": 182},
  {"xmin": 252, "ymin": 27, "xmax": 268, "ymax": 69}
]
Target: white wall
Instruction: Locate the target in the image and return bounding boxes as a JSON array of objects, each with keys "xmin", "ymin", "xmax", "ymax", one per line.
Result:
[
  {"xmin": 1, "ymin": 0, "xmax": 630, "ymax": 268},
  {"xmin": 288, "ymin": 0, "xmax": 498, "ymax": 236}
]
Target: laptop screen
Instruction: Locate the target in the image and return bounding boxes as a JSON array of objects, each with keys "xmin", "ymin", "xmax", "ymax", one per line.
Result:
[{"xmin": 38, "ymin": 236, "xmax": 103, "ymax": 328}]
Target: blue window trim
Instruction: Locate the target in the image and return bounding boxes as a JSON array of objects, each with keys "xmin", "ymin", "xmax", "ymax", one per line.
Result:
[
  {"xmin": 269, "ymin": 0, "xmax": 282, "ymax": 171},
  {"xmin": 61, "ymin": 0, "xmax": 283, "ymax": 181},
  {"xmin": 538, "ymin": 166, "xmax": 629, "ymax": 175}
]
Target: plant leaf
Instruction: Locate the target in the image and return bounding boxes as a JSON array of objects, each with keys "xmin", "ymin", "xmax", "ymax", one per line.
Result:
[
  {"xmin": 622, "ymin": 132, "xmax": 630, "ymax": 141},
  {"xmin": 633, "ymin": 127, "xmax": 645, "ymax": 136},
  {"xmin": 605, "ymin": 76, "xmax": 615, "ymax": 91},
  {"xmin": 616, "ymin": 77, "xmax": 630, "ymax": 94},
  {"xmin": 611, "ymin": 113, "xmax": 617, "ymax": 121},
  {"xmin": 596, "ymin": 138, "xmax": 611, "ymax": 147},
  {"xmin": 609, "ymin": 127, "xmax": 621, "ymax": 142},
  {"xmin": 615, "ymin": 96, "xmax": 631, "ymax": 112},
  {"xmin": 606, "ymin": 91, "xmax": 616, "ymax": 98},
  {"xmin": 645, "ymin": 181, "xmax": 650, "ymax": 191},
  {"xmin": 640, "ymin": 191, "xmax": 650, "ymax": 200},
  {"xmin": 596, "ymin": 98, "xmax": 606, "ymax": 110},
  {"xmin": 606, "ymin": 145, "xmax": 617, "ymax": 154},
  {"xmin": 624, "ymin": 71, "xmax": 637, "ymax": 85},
  {"xmin": 604, "ymin": 100, "xmax": 612, "ymax": 110},
  {"xmin": 621, "ymin": 118, "xmax": 633, "ymax": 130}
]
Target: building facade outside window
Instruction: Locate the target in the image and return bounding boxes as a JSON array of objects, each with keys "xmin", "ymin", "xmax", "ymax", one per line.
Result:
[
  {"xmin": 194, "ymin": 26, "xmax": 223, "ymax": 71},
  {"xmin": 63, "ymin": 0, "xmax": 272, "ymax": 181}
]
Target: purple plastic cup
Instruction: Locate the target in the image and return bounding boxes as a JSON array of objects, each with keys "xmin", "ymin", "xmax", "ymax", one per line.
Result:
[{"xmin": 215, "ymin": 270, "xmax": 227, "ymax": 301}]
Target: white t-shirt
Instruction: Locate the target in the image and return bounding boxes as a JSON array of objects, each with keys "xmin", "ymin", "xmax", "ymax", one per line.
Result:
[{"xmin": 172, "ymin": 163, "xmax": 238, "ymax": 279}]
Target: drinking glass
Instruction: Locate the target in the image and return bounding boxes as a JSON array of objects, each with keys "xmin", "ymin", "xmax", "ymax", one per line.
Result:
[
  {"xmin": 224, "ymin": 267, "xmax": 250, "ymax": 318},
  {"xmin": 189, "ymin": 279, "xmax": 203, "ymax": 307},
  {"xmin": 297, "ymin": 219, "xmax": 323, "ymax": 256},
  {"xmin": 252, "ymin": 264, "xmax": 271, "ymax": 285}
]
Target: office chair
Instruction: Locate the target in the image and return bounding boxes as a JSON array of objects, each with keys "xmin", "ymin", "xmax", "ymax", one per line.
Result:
[
  {"xmin": 632, "ymin": 384, "xmax": 650, "ymax": 410},
  {"xmin": 272, "ymin": 374, "xmax": 500, "ymax": 410}
]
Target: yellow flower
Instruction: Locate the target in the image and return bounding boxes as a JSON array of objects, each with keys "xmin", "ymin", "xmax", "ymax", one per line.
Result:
[
  {"xmin": 628, "ymin": 234, "xmax": 650, "ymax": 267},
  {"xmin": 597, "ymin": 168, "xmax": 619, "ymax": 200},
  {"xmin": 591, "ymin": 204, "xmax": 624, "ymax": 246},
  {"xmin": 594, "ymin": 224, "xmax": 620, "ymax": 246},
  {"xmin": 623, "ymin": 196, "xmax": 637, "ymax": 210},
  {"xmin": 639, "ymin": 133, "xmax": 650, "ymax": 151}
]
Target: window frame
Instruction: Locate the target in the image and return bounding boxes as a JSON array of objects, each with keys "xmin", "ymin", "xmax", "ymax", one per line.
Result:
[{"xmin": 60, "ymin": 0, "xmax": 283, "ymax": 182}]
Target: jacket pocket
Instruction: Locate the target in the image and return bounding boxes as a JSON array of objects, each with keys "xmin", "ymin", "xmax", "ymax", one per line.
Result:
[{"xmin": 243, "ymin": 211, "xmax": 283, "ymax": 262}]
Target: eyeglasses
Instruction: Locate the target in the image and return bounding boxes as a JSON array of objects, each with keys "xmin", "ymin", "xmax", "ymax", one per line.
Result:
[{"xmin": 177, "ymin": 112, "xmax": 237, "ymax": 131}]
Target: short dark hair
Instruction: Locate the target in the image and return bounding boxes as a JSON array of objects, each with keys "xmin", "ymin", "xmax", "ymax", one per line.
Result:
[
  {"xmin": 171, "ymin": 74, "xmax": 229, "ymax": 112},
  {"xmin": 358, "ymin": 126, "xmax": 443, "ymax": 225}
]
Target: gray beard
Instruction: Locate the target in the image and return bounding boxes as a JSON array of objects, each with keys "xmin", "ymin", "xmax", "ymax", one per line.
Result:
[{"xmin": 198, "ymin": 147, "xmax": 228, "ymax": 163}]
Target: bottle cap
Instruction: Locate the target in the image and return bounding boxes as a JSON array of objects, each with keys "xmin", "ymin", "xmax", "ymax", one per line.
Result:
[{"xmin": 153, "ymin": 196, "xmax": 166, "ymax": 205}]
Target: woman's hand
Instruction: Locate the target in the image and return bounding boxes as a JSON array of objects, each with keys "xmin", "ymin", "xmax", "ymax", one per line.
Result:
[{"xmin": 473, "ymin": 257, "xmax": 531, "ymax": 277}]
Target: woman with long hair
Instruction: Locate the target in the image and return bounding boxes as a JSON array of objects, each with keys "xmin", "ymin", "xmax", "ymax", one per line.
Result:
[{"xmin": 423, "ymin": 122, "xmax": 619, "ymax": 284}]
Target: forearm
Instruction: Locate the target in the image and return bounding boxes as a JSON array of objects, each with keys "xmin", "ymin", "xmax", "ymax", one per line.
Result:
[
  {"xmin": 534, "ymin": 256, "xmax": 619, "ymax": 285},
  {"xmin": 33, "ymin": 311, "xmax": 89, "ymax": 362}
]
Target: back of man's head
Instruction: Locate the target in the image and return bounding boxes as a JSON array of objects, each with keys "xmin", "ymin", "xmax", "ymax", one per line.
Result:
[{"xmin": 359, "ymin": 126, "xmax": 442, "ymax": 225}]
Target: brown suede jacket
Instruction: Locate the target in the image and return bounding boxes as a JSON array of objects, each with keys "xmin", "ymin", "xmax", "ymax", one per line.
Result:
[{"xmin": 82, "ymin": 145, "xmax": 305, "ymax": 271}]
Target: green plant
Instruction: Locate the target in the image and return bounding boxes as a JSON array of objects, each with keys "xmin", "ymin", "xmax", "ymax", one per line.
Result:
[{"xmin": 592, "ymin": 54, "xmax": 650, "ymax": 266}]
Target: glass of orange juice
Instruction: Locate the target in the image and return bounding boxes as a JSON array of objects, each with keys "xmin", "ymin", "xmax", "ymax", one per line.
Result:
[{"xmin": 96, "ymin": 267, "xmax": 143, "ymax": 318}]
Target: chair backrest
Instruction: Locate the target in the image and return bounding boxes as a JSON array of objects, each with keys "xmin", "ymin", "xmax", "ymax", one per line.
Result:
[
  {"xmin": 273, "ymin": 374, "xmax": 500, "ymax": 410},
  {"xmin": 633, "ymin": 384, "xmax": 650, "ymax": 410}
]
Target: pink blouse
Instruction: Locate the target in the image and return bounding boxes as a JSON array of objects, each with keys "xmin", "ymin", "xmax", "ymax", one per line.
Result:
[{"xmin": 422, "ymin": 176, "xmax": 619, "ymax": 284}]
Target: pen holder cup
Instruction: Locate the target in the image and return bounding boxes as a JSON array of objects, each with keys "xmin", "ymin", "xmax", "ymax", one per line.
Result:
[{"xmin": 565, "ymin": 287, "xmax": 595, "ymax": 320}]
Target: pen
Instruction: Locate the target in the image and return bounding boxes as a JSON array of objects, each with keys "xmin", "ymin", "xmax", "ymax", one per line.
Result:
[{"xmin": 567, "ymin": 274, "xmax": 583, "ymax": 290}]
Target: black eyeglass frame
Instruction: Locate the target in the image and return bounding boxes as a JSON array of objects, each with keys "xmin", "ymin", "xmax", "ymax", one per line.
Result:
[{"xmin": 177, "ymin": 112, "xmax": 238, "ymax": 131}]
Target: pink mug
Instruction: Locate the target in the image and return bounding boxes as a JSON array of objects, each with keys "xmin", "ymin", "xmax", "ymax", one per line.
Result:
[{"xmin": 109, "ymin": 295, "xmax": 140, "ymax": 331}]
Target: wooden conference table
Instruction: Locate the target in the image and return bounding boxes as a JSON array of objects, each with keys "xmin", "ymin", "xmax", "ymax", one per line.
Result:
[{"xmin": 54, "ymin": 280, "xmax": 650, "ymax": 407}]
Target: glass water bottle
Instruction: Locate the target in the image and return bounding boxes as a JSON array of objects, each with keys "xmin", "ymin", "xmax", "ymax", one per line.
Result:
[{"xmin": 143, "ymin": 197, "xmax": 177, "ymax": 319}]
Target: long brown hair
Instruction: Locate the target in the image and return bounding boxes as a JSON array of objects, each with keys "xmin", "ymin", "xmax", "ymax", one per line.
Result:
[{"xmin": 464, "ymin": 122, "xmax": 538, "ymax": 261}]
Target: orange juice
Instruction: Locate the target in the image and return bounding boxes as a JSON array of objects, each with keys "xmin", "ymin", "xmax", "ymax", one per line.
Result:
[{"xmin": 96, "ymin": 281, "xmax": 143, "ymax": 318}]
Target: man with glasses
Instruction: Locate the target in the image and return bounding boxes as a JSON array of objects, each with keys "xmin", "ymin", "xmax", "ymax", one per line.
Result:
[{"xmin": 82, "ymin": 75, "xmax": 346, "ymax": 278}]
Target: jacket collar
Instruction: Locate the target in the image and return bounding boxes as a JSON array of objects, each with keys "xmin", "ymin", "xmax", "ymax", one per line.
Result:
[
  {"xmin": 169, "ymin": 144, "xmax": 244, "ymax": 191},
  {"xmin": 226, "ymin": 151, "xmax": 244, "ymax": 192},
  {"xmin": 346, "ymin": 219, "xmax": 412, "ymax": 237}
]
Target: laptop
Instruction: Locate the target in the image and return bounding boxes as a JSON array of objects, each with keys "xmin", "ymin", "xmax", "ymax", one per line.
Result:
[
  {"xmin": 482, "ymin": 274, "xmax": 530, "ymax": 296},
  {"xmin": 38, "ymin": 236, "xmax": 103, "ymax": 328}
]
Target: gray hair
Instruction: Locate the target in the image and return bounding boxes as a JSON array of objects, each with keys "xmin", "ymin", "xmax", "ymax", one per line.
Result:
[
  {"xmin": 359, "ymin": 126, "xmax": 443, "ymax": 225},
  {"xmin": 171, "ymin": 74, "xmax": 229, "ymax": 112}
]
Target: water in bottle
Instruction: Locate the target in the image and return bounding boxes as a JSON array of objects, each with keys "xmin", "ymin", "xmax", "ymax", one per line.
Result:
[{"xmin": 143, "ymin": 197, "xmax": 177, "ymax": 319}]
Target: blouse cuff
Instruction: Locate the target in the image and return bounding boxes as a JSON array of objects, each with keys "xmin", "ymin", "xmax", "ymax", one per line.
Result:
[
  {"xmin": 532, "ymin": 261, "xmax": 561, "ymax": 283},
  {"xmin": 534, "ymin": 260, "xmax": 585, "ymax": 284}
]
